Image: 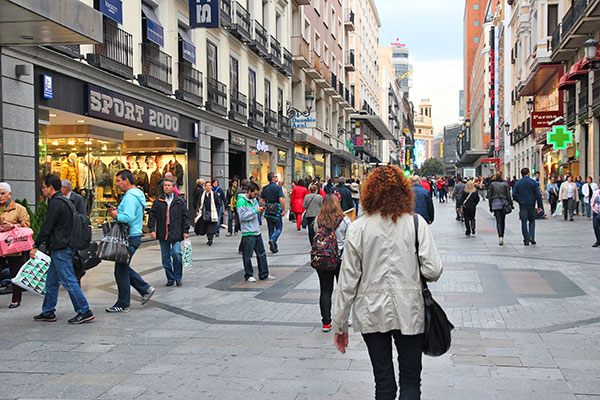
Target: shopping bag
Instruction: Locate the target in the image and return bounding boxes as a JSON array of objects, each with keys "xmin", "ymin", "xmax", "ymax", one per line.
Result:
[
  {"xmin": 97, "ymin": 222, "xmax": 130, "ymax": 263},
  {"xmin": 11, "ymin": 251, "xmax": 51, "ymax": 296},
  {"xmin": 0, "ymin": 227, "xmax": 34, "ymax": 256},
  {"xmin": 182, "ymin": 238, "xmax": 193, "ymax": 268},
  {"xmin": 553, "ymin": 202, "xmax": 562, "ymax": 217}
]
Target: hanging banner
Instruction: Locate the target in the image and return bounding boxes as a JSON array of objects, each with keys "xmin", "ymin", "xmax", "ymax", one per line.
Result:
[
  {"xmin": 489, "ymin": 26, "xmax": 497, "ymax": 151},
  {"xmin": 142, "ymin": 4, "xmax": 164, "ymax": 47},
  {"xmin": 178, "ymin": 28, "xmax": 196, "ymax": 64},
  {"xmin": 98, "ymin": 0, "xmax": 123, "ymax": 25},
  {"xmin": 399, "ymin": 136, "xmax": 406, "ymax": 166},
  {"xmin": 190, "ymin": 0, "xmax": 220, "ymax": 28}
]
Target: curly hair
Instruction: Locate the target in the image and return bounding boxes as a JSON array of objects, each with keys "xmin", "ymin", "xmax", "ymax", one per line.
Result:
[{"xmin": 361, "ymin": 165, "xmax": 414, "ymax": 223}]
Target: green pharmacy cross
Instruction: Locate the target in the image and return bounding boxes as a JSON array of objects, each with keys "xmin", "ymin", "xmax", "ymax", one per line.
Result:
[{"xmin": 547, "ymin": 125, "xmax": 573, "ymax": 150}]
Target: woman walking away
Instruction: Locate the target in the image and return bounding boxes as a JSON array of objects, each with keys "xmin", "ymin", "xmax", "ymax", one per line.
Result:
[
  {"xmin": 559, "ymin": 175, "xmax": 578, "ymax": 221},
  {"xmin": 488, "ymin": 171, "xmax": 513, "ymax": 245},
  {"xmin": 291, "ymin": 178, "xmax": 308, "ymax": 231},
  {"xmin": 195, "ymin": 181, "xmax": 222, "ymax": 246},
  {"xmin": 546, "ymin": 176, "xmax": 559, "ymax": 215},
  {"xmin": 582, "ymin": 176, "xmax": 599, "ymax": 220},
  {"xmin": 303, "ymin": 184, "xmax": 323, "ymax": 245},
  {"xmin": 332, "ymin": 165, "xmax": 442, "ymax": 400},
  {"xmin": 312, "ymin": 195, "xmax": 351, "ymax": 332},
  {"xmin": 591, "ymin": 185, "xmax": 600, "ymax": 247},
  {"xmin": 458, "ymin": 181, "xmax": 480, "ymax": 236}
]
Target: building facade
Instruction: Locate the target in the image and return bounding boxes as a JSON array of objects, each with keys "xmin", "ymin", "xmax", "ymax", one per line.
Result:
[
  {"xmin": 392, "ymin": 44, "xmax": 411, "ymax": 97},
  {"xmin": 414, "ymin": 100, "xmax": 435, "ymax": 169}
]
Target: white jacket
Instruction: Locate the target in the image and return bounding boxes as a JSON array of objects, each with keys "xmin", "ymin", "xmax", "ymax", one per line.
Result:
[
  {"xmin": 332, "ymin": 213, "xmax": 443, "ymax": 335},
  {"xmin": 582, "ymin": 183, "xmax": 599, "ymax": 203}
]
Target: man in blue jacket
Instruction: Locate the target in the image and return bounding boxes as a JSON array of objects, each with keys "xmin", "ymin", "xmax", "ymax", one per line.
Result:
[
  {"xmin": 512, "ymin": 167, "xmax": 544, "ymax": 246},
  {"xmin": 106, "ymin": 170, "xmax": 155, "ymax": 312},
  {"xmin": 412, "ymin": 175, "xmax": 434, "ymax": 224}
]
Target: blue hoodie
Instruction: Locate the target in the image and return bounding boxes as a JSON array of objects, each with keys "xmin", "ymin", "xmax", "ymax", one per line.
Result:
[{"xmin": 116, "ymin": 187, "xmax": 147, "ymax": 236}]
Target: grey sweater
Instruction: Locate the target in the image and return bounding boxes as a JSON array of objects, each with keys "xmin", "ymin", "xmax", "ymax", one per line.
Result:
[{"xmin": 303, "ymin": 194, "xmax": 323, "ymax": 218}]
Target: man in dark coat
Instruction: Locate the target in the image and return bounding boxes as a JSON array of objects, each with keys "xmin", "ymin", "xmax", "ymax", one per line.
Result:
[
  {"xmin": 61, "ymin": 179, "xmax": 86, "ymax": 215},
  {"xmin": 335, "ymin": 177, "xmax": 354, "ymax": 212},
  {"xmin": 148, "ymin": 178, "xmax": 190, "ymax": 286},
  {"xmin": 412, "ymin": 176, "xmax": 435, "ymax": 224}
]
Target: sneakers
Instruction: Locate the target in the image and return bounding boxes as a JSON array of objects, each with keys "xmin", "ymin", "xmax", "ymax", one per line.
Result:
[
  {"xmin": 245, "ymin": 276, "xmax": 257, "ymax": 282},
  {"xmin": 33, "ymin": 311, "xmax": 57, "ymax": 322},
  {"xmin": 322, "ymin": 324, "xmax": 332, "ymax": 332},
  {"xmin": 68, "ymin": 310, "xmax": 95, "ymax": 324},
  {"xmin": 499, "ymin": 237, "xmax": 504, "ymax": 246},
  {"xmin": 260, "ymin": 275, "xmax": 276, "ymax": 281},
  {"xmin": 226, "ymin": 233, "xmax": 232, "ymax": 237},
  {"xmin": 141, "ymin": 287, "xmax": 156, "ymax": 305},
  {"xmin": 105, "ymin": 306, "xmax": 131, "ymax": 313}
]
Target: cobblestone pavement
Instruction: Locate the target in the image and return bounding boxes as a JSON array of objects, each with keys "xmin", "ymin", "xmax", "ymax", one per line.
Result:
[{"xmin": 0, "ymin": 198, "xmax": 599, "ymax": 399}]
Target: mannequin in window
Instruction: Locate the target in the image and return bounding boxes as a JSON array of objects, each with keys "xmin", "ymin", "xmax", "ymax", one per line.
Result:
[
  {"xmin": 79, "ymin": 154, "xmax": 96, "ymax": 216},
  {"xmin": 133, "ymin": 155, "xmax": 150, "ymax": 194},
  {"xmin": 163, "ymin": 157, "xmax": 184, "ymax": 187},
  {"xmin": 40, "ymin": 155, "xmax": 53, "ymax": 180},
  {"xmin": 108, "ymin": 157, "xmax": 125, "ymax": 198},
  {"xmin": 125, "ymin": 155, "xmax": 136, "ymax": 171},
  {"xmin": 60, "ymin": 153, "xmax": 79, "ymax": 190},
  {"xmin": 149, "ymin": 155, "xmax": 164, "ymax": 199}
]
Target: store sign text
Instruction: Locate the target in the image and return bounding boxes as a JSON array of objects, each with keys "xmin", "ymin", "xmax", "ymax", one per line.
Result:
[
  {"xmin": 532, "ymin": 111, "xmax": 562, "ymax": 128},
  {"xmin": 256, "ymin": 140, "xmax": 269, "ymax": 152},
  {"xmin": 189, "ymin": 0, "xmax": 220, "ymax": 28},
  {"xmin": 291, "ymin": 112, "xmax": 317, "ymax": 129},
  {"xmin": 86, "ymin": 84, "xmax": 180, "ymax": 137}
]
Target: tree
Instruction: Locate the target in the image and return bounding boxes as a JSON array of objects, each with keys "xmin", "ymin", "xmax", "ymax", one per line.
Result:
[{"xmin": 419, "ymin": 158, "xmax": 445, "ymax": 177}]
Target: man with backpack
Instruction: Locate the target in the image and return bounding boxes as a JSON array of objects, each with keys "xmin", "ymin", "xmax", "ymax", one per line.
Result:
[
  {"xmin": 260, "ymin": 172, "xmax": 285, "ymax": 253},
  {"xmin": 334, "ymin": 177, "xmax": 354, "ymax": 212},
  {"xmin": 30, "ymin": 174, "xmax": 94, "ymax": 324}
]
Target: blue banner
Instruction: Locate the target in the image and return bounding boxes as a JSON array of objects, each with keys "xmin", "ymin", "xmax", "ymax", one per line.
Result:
[
  {"xmin": 179, "ymin": 28, "xmax": 196, "ymax": 64},
  {"xmin": 142, "ymin": 4, "xmax": 164, "ymax": 47},
  {"xmin": 189, "ymin": 0, "xmax": 220, "ymax": 28},
  {"xmin": 99, "ymin": 0, "xmax": 122, "ymax": 24}
]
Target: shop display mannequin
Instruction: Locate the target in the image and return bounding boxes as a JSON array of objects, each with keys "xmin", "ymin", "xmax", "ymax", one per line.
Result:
[
  {"xmin": 80, "ymin": 154, "xmax": 96, "ymax": 216},
  {"xmin": 133, "ymin": 155, "xmax": 150, "ymax": 194},
  {"xmin": 125, "ymin": 155, "xmax": 136, "ymax": 171},
  {"xmin": 149, "ymin": 155, "xmax": 163, "ymax": 197},
  {"xmin": 60, "ymin": 153, "xmax": 79, "ymax": 190},
  {"xmin": 108, "ymin": 157, "xmax": 125, "ymax": 198},
  {"xmin": 163, "ymin": 157, "xmax": 184, "ymax": 187},
  {"xmin": 40, "ymin": 155, "xmax": 53, "ymax": 180}
]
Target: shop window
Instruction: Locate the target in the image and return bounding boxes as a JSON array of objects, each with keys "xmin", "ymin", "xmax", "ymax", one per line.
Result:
[
  {"xmin": 230, "ymin": 56, "xmax": 239, "ymax": 91},
  {"xmin": 249, "ymin": 68, "xmax": 257, "ymax": 100},
  {"xmin": 249, "ymin": 149, "xmax": 271, "ymax": 187},
  {"xmin": 207, "ymin": 41, "xmax": 218, "ymax": 80},
  {"xmin": 264, "ymin": 79, "xmax": 271, "ymax": 109}
]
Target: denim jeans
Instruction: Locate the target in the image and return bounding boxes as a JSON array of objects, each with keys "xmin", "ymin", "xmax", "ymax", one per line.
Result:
[
  {"xmin": 585, "ymin": 202, "xmax": 592, "ymax": 218},
  {"xmin": 228, "ymin": 209, "xmax": 239, "ymax": 234},
  {"xmin": 114, "ymin": 235, "xmax": 151, "ymax": 308},
  {"xmin": 241, "ymin": 234, "xmax": 269, "ymax": 279},
  {"xmin": 519, "ymin": 205, "xmax": 536, "ymax": 242},
  {"xmin": 593, "ymin": 213, "xmax": 600, "ymax": 243},
  {"xmin": 463, "ymin": 208, "xmax": 476, "ymax": 235},
  {"xmin": 159, "ymin": 239, "xmax": 182, "ymax": 283},
  {"xmin": 353, "ymin": 198, "xmax": 360, "ymax": 214},
  {"xmin": 266, "ymin": 216, "xmax": 283, "ymax": 244},
  {"xmin": 43, "ymin": 247, "xmax": 90, "ymax": 314},
  {"xmin": 362, "ymin": 330, "xmax": 424, "ymax": 400},
  {"xmin": 216, "ymin": 205, "xmax": 224, "ymax": 234}
]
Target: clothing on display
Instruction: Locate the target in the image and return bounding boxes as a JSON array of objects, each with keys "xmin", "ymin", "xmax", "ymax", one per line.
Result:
[{"xmin": 163, "ymin": 160, "xmax": 184, "ymax": 187}]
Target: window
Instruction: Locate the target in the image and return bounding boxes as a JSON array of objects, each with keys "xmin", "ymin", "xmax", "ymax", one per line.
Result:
[
  {"xmin": 304, "ymin": 19, "xmax": 311, "ymax": 43},
  {"xmin": 474, "ymin": 19, "xmax": 479, "ymax": 26},
  {"xmin": 548, "ymin": 4, "xmax": 558, "ymax": 36},
  {"xmin": 207, "ymin": 41, "xmax": 218, "ymax": 80},
  {"xmin": 331, "ymin": 8, "xmax": 336, "ymax": 36},
  {"xmin": 248, "ymin": 68, "xmax": 256, "ymax": 101},
  {"xmin": 314, "ymin": 0, "xmax": 321, "ymax": 15},
  {"xmin": 314, "ymin": 32, "xmax": 321, "ymax": 55},
  {"xmin": 229, "ymin": 56, "xmax": 239, "ymax": 91},
  {"xmin": 474, "ymin": 3, "xmax": 478, "ymax": 10},
  {"xmin": 264, "ymin": 79, "xmax": 271, "ymax": 109},
  {"xmin": 323, "ymin": 0, "xmax": 329, "ymax": 25},
  {"xmin": 323, "ymin": 44, "xmax": 329, "ymax": 66},
  {"xmin": 277, "ymin": 88, "xmax": 283, "ymax": 113},
  {"xmin": 474, "ymin": 36, "xmax": 478, "ymax": 43}
]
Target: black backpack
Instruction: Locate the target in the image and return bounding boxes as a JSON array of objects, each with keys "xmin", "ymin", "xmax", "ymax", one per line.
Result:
[{"xmin": 56, "ymin": 196, "xmax": 92, "ymax": 251}]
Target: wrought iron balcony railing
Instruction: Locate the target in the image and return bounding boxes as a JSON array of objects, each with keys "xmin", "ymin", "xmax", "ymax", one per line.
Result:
[
  {"xmin": 86, "ymin": 19, "xmax": 133, "ymax": 80},
  {"xmin": 206, "ymin": 77, "xmax": 228, "ymax": 116},
  {"xmin": 264, "ymin": 109, "xmax": 279, "ymax": 135},
  {"xmin": 281, "ymin": 47, "xmax": 292, "ymax": 76},
  {"xmin": 248, "ymin": 100, "xmax": 264, "ymax": 131},
  {"xmin": 229, "ymin": 89, "xmax": 248, "ymax": 123},
  {"xmin": 227, "ymin": 1, "xmax": 251, "ymax": 43},
  {"xmin": 278, "ymin": 114, "xmax": 291, "ymax": 141},
  {"xmin": 248, "ymin": 20, "xmax": 268, "ymax": 57},
  {"xmin": 175, "ymin": 62, "xmax": 203, "ymax": 107},
  {"xmin": 268, "ymin": 35, "xmax": 282, "ymax": 68},
  {"xmin": 139, "ymin": 42, "xmax": 172, "ymax": 94},
  {"xmin": 220, "ymin": 0, "xmax": 232, "ymax": 27}
]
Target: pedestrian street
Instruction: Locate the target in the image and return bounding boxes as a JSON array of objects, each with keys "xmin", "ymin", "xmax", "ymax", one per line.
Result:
[{"xmin": 0, "ymin": 200, "xmax": 599, "ymax": 399}]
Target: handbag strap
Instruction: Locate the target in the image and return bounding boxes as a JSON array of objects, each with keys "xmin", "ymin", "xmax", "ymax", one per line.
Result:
[{"xmin": 413, "ymin": 214, "xmax": 428, "ymax": 291}]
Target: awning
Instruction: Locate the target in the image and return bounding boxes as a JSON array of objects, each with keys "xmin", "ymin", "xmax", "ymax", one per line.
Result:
[
  {"xmin": 350, "ymin": 113, "xmax": 395, "ymax": 140},
  {"xmin": 0, "ymin": 0, "xmax": 102, "ymax": 45},
  {"xmin": 333, "ymin": 149, "xmax": 360, "ymax": 163},
  {"xmin": 456, "ymin": 150, "xmax": 488, "ymax": 167},
  {"xmin": 178, "ymin": 27, "xmax": 196, "ymax": 64},
  {"xmin": 142, "ymin": 3, "xmax": 164, "ymax": 47},
  {"xmin": 557, "ymin": 73, "xmax": 576, "ymax": 91},
  {"xmin": 566, "ymin": 58, "xmax": 590, "ymax": 80},
  {"xmin": 519, "ymin": 64, "xmax": 562, "ymax": 96},
  {"xmin": 294, "ymin": 133, "xmax": 336, "ymax": 154},
  {"xmin": 98, "ymin": 0, "xmax": 123, "ymax": 24}
]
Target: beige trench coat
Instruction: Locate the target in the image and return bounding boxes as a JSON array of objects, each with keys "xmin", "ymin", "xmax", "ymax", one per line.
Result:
[{"xmin": 332, "ymin": 213, "xmax": 443, "ymax": 335}]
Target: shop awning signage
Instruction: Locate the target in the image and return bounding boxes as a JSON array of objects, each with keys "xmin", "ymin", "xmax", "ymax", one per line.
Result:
[
  {"xmin": 178, "ymin": 27, "xmax": 196, "ymax": 64},
  {"xmin": 291, "ymin": 112, "xmax": 317, "ymax": 129},
  {"xmin": 531, "ymin": 111, "xmax": 563, "ymax": 129},
  {"xmin": 86, "ymin": 84, "xmax": 180, "ymax": 137},
  {"xmin": 142, "ymin": 4, "xmax": 164, "ymax": 47},
  {"xmin": 99, "ymin": 0, "xmax": 123, "ymax": 24},
  {"xmin": 189, "ymin": 0, "xmax": 220, "ymax": 28}
]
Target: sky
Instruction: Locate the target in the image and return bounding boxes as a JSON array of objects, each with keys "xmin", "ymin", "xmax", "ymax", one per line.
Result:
[{"xmin": 376, "ymin": 0, "xmax": 464, "ymax": 132}]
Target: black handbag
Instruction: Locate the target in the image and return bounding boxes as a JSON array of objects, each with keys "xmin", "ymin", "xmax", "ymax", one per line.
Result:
[
  {"xmin": 503, "ymin": 202, "xmax": 513, "ymax": 214},
  {"xmin": 264, "ymin": 203, "xmax": 281, "ymax": 220},
  {"xmin": 97, "ymin": 222, "xmax": 130, "ymax": 264},
  {"xmin": 413, "ymin": 215, "xmax": 454, "ymax": 357}
]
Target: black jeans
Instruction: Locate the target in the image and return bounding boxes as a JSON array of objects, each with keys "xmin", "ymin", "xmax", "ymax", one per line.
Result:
[
  {"xmin": 463, "ymin": 208, "xmax": 476, "ymax": 234},
  {"xmin": 316, "ymin": 266, "xmax": 339, "ymax": 325},
  {"xmin": 362, "ymin": 331, "xmax": 424, "ymax": 400},
  {"xmin": 306, "ymin": 216, "xmax": 316, "ymax": 246},
  {"xmin": 549, "ymin": 196, "xmax": 558, "ymax": 215},
  {"xmin": 241, "ymin": 234, "xmax": 269, "ymax": 279},
  {"xmin": 493, "ymin": 209, "xmax": 506, "ymax": 237}
]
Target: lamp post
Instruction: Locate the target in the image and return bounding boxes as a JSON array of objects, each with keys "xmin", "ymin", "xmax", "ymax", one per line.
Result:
[
  {"xmin": 584, "ymin": 37, "xmax": 600, "ymax": 70},
  {"xmin": 504, "ymin": 122, "xmax": 510, "ymax": 134},
  {"xmin": 287, "ymin": 93, "xmax": 314, "ymax": 118},
  {"xmin": 526, "ymin": 98, "xmax": 534, "ymax": 113}
]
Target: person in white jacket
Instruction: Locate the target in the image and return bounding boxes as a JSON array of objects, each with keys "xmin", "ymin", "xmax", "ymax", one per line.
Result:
[
  {"xmin": 332, "ymin": 165, "xmax": 443, "ymax": 399},
  {"xmin": 581, "ymin": 176, "xmax": 599, "ymax": 220},
  {"xmin": 558, "ymin": 175, "xmax": 579, "ymax": 221}
]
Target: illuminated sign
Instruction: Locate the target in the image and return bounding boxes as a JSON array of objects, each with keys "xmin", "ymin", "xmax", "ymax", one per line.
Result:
[
  {"xmin": 489, "ymin": 26, "xmax": 497, "ymax": 151},
  {"xmin": 531, "ymin": 111, "xmax": 563, "ymax": 128},
  {"xmin": 391, "ymin": 38, "xmax": 406, "ymax": 47},
  {"xmin": 547, "ymin": 125, "xmax": 573, "ymax": 150}
]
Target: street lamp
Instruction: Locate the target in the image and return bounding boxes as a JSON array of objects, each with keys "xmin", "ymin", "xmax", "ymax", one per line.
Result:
[
  {"xmin": 526, "ymin": 98, "xmax": 534, "ymax": 112},
  {"xmin": 584, "ymin": 37, "xmax": 598, "ymax": 60},
  {"xmin": 287, "ymin": 93, "xmax": 315, "ymax": 118},
  {"xmin": 504, "ymin": 122, "xmax": 510, "ymax": 134}
]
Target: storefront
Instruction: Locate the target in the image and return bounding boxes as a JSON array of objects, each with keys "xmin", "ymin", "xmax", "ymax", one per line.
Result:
[
  {"xmin": 229, "ymin": 132, "xmax": 247, "ymax": 181},
  {"xmin": 249, "ymin": 139, "xmax": 272, "ymax": 187},
  {"xmin": 331, "ymin": 149, "xmax": 358, "ymax": 179},
  {"xmin": 36, "ymin": 67, "xmax": 198, "ymax": 233},
  {"xmin": 277, "ymin": 150, "xmax": 288, "ymax": 184},
  {"xmin": 294, "ymin": 145, "xmax": 325, "ymax": 181}
]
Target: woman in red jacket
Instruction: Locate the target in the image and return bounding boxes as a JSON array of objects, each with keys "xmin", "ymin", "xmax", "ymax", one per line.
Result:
[{"xmin": 290, "ymin": 178, "xmax": 308, "ymax": 230}]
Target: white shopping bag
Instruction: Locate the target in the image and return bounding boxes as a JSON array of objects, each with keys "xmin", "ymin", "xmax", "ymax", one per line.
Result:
[
  {"xmin": 11, "ymin": 251, "xmax": 51, "ymax": 296},
  {"xmin": 182, "ymin": 238, "xmax": 193, "ymax": 268},
  {"xmin": 553, "ymin": 202, "xmax": 562, "ymax": 217}
]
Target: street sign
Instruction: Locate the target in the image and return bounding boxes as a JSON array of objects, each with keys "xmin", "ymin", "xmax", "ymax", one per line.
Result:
[
  {"xmin": 547, "ymin": 125, "xmax": 573, "ymax": 150},
  {"xmin": 190, "ymin": 0, "xmax": 220, "ymax": 28},
  {"xmin": 291, "ymin": 112, "xmax": 317, "ymax": 129},
  {"xmin": 531, "ymin": 111, "xmax": 563, "ymax": 128}
]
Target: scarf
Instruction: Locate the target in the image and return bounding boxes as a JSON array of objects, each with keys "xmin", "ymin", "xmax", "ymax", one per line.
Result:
[{"xmin": 199, "ymin": 191, "xmax": 218, "ymax": 222}]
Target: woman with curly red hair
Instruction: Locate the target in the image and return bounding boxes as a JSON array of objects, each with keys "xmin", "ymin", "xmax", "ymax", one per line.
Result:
[{"xmin": 331, "ymin": 165, "xmax": 443, "ymax": 400}]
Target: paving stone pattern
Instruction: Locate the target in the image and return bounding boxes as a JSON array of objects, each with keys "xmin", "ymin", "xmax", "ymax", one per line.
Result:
[{"xmin": 0, "ymin": 199, "xmax": 598, "ymax": 399}]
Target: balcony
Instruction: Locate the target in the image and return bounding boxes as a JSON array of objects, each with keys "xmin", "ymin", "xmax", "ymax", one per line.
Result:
[
  {"xmin": 249, "ymin": 20, "xmax": 268, "ymax": 57},
  {"xmin": 344, "ymin": 8, "xmax": 355, "ymax": 31},
  {"xmin": 578, "ymin": 79, "xmax": 589, "ymax": 118},
  {"xmin": 345, "ymin": 49, "xmax": 355, "ymax": 71},
  {"xmin": 305, "ymin": 51, "xmax": 322, "ymax": 79},
  {"xmin": 551, "ymin": 0, "xmax": 599, "ymax": 62},
  {"xmin": 281, "ymin": 47, "xmax": 293, "ymax": 76},
  {"xmin": 293, "ymin": 0, "xmax": 310, "ymax": 5},
  {"xmin": 47, "ymin": 44, "xmax": 81, "ymax": 58},
  {"xmin": 228, "ymin": 89, "xmax": 248, "ymax": 124},
  {"xmin": 227, "ymin": 1, "xmax": 251, "ymax": 43},
  {"xmin": 206, "ymin": 77, "xmax": 228, "ymax": 116},
  {"xmin": 332, "ymin": 80, "xmax": 344, "ymax": 103},
  {"xmin": 324, "ymin": 72, "xmax": 337, "ymax": 95},
  {"xmin": 315, "ymin": 61, "xmax": 329, "ymax": 87},
  {"xmin": 220, "ymin": 0, "xmax": 232, "ymax": 28},
  {"xmin": 278, "ymin": 114, "xmax": 291, "ymax": 141},
  {"xmin": 175, "ymin": 62, "xmax": 203, "ymax": 107},
  {"xmin": 138, "ymin": 42, "xmax": 172, "ymax": 94},
  {"xmin": 86, "ymin": 19, "xmax": 133, "ymax": 80},
  {"xmin": 248, "ymin": 100, "xmax": 264, "ymax": 131},
  {"xmin": 268, "ymin": 35, "xmax": 282, "ymax": 68},
  {"xmin": 291, "ymin": 35, "xmax": 310, "ymax": 68},
  {"xmin": 264, "ymin": 109, "xmax": 279, "ymax": 135}
]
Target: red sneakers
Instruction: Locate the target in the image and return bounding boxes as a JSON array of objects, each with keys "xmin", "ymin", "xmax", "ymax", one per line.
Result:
[{"xmin": 322, "ymin": 324, "xmax": 332, "ymax": 332}]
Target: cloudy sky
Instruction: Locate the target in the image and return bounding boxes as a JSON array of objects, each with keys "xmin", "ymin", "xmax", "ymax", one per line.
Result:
[{"xmin": 376, "ymin": 0, "xmax": 464, "ymax": 132}]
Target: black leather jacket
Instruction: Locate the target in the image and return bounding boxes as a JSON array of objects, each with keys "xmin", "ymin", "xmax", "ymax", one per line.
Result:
[{"xmin": 34, "ymin": 193, "xmax": 73, "ymax": 250}]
